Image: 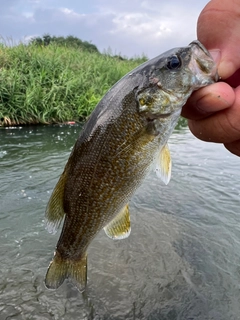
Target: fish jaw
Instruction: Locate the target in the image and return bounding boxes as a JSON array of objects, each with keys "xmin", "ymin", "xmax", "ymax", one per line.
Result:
[{"xmin": 188, "ymin": 40, "xmax": 219, "ymax": 88}]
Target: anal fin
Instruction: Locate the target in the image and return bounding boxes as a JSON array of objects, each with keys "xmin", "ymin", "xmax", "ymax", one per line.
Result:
[{"xmin": 104, "ymin": 204, "xmax": 131, "ymax": 240}]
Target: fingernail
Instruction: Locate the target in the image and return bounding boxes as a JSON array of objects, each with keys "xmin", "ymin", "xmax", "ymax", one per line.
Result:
[{"xmin": 209, "ymin": 49, "xmax": 221, "ymax": 65}]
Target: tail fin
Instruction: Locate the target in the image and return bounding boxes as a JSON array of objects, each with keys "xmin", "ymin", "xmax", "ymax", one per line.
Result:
[{"xmin": 45, "ymin": 251, "xmax": 87, "ymax": 292}]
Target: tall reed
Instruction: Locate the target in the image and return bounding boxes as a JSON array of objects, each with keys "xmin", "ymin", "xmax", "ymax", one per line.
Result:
[{"xmin": 0, "ymin": 43, "xmax": 147, "ymax": 126}]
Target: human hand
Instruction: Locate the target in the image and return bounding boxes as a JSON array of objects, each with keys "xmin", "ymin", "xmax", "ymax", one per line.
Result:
[{"xmin": 182, "ymin": 0, "xmax": 240, "ymax": 156}]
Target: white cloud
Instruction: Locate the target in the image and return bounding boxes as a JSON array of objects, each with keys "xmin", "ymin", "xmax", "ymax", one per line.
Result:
[
  {"xmin": 110, "ymin": 12, "xmax": 173, "ymax": 39},
  {"xmin": 0, "ymin": 0, "xmax": 210, "ymax": 58},
  {"xmin": 22, "ymin": 11, "xmax": 34, "ymax": 18},
  {"xmin": 60, "ymin": 7, "xmax": 74, "ymax": 14}
]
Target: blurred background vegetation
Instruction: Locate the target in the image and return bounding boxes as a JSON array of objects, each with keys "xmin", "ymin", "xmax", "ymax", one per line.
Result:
[
  {"xmin": 0, "ymin": 34, "xmax": 147, "ymax": 126},
  {"xmin": 29, "ymin": 34, "xmax": 100, "ymax": 53}
]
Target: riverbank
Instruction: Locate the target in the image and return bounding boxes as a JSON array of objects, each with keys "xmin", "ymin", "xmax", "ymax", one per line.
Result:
[{"xmin": 0, "ymin": 42, "xmax": 146, "ymax": 126}]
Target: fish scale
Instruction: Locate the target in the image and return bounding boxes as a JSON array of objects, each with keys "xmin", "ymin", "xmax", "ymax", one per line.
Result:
[{"xmin": 44, "ymin": 40, "xmax": 218, "ymax": 292}]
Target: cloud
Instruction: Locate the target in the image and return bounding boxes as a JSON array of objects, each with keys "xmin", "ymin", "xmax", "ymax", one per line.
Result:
[
  {"xmin": 93, "ymin": 0, "xmax": 205, "ymax": 57},
  {"xmin": 0, "ymin": 0, "xmax": 209, "ymax": 58}
]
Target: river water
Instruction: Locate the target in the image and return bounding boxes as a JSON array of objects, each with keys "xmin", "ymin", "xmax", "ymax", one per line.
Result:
[{"xmin": 0, "ymin": 124, "xmax": 240, "ymax": 320}]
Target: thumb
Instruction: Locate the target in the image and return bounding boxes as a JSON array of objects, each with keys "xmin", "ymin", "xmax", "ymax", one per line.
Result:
[{"xmin": 197, "ymin": 0, "xmax": 240, "ymax": 79}]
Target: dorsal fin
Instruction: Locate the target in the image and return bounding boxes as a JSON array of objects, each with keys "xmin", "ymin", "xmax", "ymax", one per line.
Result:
[{"xmin": 45, "ymin": 169, "xmax": 68, "ymax": 234}]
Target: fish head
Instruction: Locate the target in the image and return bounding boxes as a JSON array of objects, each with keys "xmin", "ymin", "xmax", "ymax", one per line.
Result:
[{"xmin": 136, "ymin": 40, "xmax": 218, "ymax": 120}]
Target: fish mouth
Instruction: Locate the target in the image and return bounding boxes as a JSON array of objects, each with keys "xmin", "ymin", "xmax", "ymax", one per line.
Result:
[
  {"xmin": 146, "ymin": 112, "xmax": 175, "ymax": 122},
  {"xmin": 189, "ymin": 40, "xmax": 212, "ymax": 59},
  {"xmin": 157, "ymin": 113, "xmax": 172, "ymax": 118},
  {"xmin": 189, "ymin": 40, "xmax": 219, "ymax": 83}
]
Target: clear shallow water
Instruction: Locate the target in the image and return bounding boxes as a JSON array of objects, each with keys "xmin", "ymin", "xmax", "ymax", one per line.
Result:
[{"xmin": 0, "ymin": 124, "xmax": 240, "ymax": 320}]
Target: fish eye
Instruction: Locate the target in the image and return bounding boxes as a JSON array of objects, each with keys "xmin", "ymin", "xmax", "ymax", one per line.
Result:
[{"xmin": 166, "ymin": 55, "xmax": 181, "ymax": 70}]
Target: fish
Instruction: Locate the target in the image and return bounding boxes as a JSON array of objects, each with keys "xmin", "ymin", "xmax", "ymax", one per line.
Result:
[{"xmin": 44, "ymin": 40, "xmax": 218, "ymax": 292}]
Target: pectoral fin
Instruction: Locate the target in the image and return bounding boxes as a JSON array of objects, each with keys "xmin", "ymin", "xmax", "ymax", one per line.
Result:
[
  {"xmin": 155, "ymin": 144, "xmax": 172, "ymax": 185},
  {"xmin": 104, "ymin": 204, "xmax": 131, "ymax": 240},
  {"xmin": 45, "ymin": 169, "xmax": 68, "ymax": 234}
]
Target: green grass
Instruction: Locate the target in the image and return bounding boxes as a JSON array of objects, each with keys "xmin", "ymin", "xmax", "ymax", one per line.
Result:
[{"xmin": 0, "ymin": 42, "xmax": 147, "ymax": 126}]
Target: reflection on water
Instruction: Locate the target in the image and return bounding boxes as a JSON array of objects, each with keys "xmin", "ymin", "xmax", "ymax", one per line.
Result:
[{"xmin": 0, "ymin": 124, "xmax": 240, "ymax": 320}]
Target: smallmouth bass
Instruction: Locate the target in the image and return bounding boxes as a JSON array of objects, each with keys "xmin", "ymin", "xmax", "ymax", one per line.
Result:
[{"xmin": 45, "ymin": 40, "xmax": 218, "ymax": 292}]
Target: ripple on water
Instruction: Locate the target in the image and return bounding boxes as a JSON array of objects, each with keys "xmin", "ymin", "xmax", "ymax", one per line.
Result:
[{"xmin": 0, "ymin": 126, "xmax": 240, "ymax": 319}]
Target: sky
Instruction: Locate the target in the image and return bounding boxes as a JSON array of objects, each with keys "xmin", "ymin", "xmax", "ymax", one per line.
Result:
[{"xmin": 1, "ymin": 0, "xmax": 210, "ymax": 58}]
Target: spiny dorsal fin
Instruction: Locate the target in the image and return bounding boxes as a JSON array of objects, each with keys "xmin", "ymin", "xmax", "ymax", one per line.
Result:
[
  {"xmin": 45, "ymin": 169, "xmax": 68, "ymax": 234},
  {"xmin": 104, "ymin": 204, "xmax": 131, "ymax": 240},
  {"xmin": 155, "ymin": 144, "xmax": 172, "ymax": 185}
]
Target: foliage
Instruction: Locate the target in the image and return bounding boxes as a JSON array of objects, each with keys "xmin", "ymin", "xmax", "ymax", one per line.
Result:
[
  {"xmin": 30, "ymin": 34, "xmax": 99, "ymax": 53},
  {"xmin": 0, "ymin": 40, "xmax": 147, "ymax": 126}
]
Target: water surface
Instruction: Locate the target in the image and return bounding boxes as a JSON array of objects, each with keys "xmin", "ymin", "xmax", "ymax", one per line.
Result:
[{"xmin": 0, "ymin": 124, "xmax": 240, "ymax": 320}]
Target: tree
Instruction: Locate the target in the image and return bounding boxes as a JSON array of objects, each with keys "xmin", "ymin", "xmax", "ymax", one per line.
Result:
[{"xmin": 30, "ymin": 34, "xmax": 99, "ymax": 53}]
